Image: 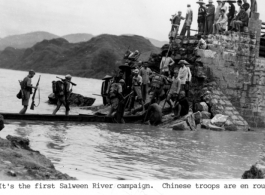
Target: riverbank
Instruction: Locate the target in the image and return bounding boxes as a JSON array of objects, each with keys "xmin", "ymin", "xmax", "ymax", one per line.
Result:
[
  {"xmin": 0, "ymin": 133, "xmax": 75, "ymax": 180},
  {"xmin": 242, "ymin": 131, "xmax": 265, "ymax": 179}
]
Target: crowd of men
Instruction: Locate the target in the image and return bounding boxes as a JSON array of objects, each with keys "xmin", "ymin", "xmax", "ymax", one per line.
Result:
[
  {"xmin": 170, "ymin": 0, "xmax": 252, "ymax": 38},
  {"xmin": 101, "ymin": 53, "xmax": 192, "ymax": 122}
]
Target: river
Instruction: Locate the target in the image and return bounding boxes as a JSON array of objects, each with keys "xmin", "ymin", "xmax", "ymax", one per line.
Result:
[{"xmin": 0, "ymin": 68, "xmax": 264, "ymax": 179}]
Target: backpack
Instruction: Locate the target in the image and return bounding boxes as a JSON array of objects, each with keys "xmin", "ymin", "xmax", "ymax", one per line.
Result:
[{"xmin": 52, "ymin": 80, "xmax": 65, "ymax": 96}]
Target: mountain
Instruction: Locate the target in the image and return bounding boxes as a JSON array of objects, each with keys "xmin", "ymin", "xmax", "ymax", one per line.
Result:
[
  {"xmin": 121, "ymin": 34, "xmax": 167, "ymax": 48},
  {"xmin": 147, "ymin": 37, "xmax": 168, "ymax": 48},
  {"xmin": 62, "ymin": 33, "xmax": 93, "ymax": 43},
  {"xmin": 0, "ymin": 34, "xmax": 160, "ymax": 79},
  {"xmin": 0, "ymin": 31, "xmax": 59, "ymax": 50}
]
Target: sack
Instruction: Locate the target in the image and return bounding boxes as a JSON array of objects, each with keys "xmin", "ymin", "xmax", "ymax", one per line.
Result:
[
  {"xmin": 16, "ymin": 90, "xmax": 22, "ymax": 99},
  {"xmin": 52, "ymin": 81, "xmax": 65, "ymax": 96}
]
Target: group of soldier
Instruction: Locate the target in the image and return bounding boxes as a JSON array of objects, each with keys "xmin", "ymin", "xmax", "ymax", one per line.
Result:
[
  {"xmin": 18, "ymin": 70, "xmax": 73, "ymax": 115},
  {"xmin": 170, "ymin": 0, "xmax": 253, "ymax": 38},
  {"xmin": 101, "ymin": 49, "xmax": 193, "ymax": 123}
]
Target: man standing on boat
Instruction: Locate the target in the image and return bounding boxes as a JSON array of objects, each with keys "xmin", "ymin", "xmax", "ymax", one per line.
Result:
[
  {"xmin": 108, "ymin": 79, "xmax": 125, "ymax": 123},
  {"xmin": 52, "ymin": 74, "xmax": 73, "ymax": 116},
  {"xmin": 129, "ymin": 69, "xmax": 145, "ymax": 112},
  {"xmin": 166, "ymin": 71, "xmax": 181, "ymax": 109},
  {"xmin": 19, "ymin": 70, "xmax": 37, "ymax": 115},
  {"xmin": 140, "ymin": 62, "xmax": 152, "ymax": 103}
]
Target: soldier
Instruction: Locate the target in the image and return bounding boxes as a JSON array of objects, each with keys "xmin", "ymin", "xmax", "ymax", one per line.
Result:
[
  {"xmin": 19, "ymin": 70, "xmax": 37, "ymax": 115},
  {"xmin": 52, "ymin": 74, "xmax": 73, "ymax": 116}
]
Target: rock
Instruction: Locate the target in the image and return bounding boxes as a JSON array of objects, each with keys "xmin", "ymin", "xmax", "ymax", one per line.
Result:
[
  {"xmin": 193, "ymin": 112, "xmax": 201, "ymax": 125},
  {"xmin": 185, "ymin": 113, "xmax": 196, "ymax": 131},
  {"xmin": 6, "ymin": 135, "xmax": 31, "ymax": 151},
  {"xmin": 211, "ymin": 104, "xmax": 224, "ymax": 116},
  {"xmin": 0, "ymin": 136, "xmax": 76, "ymax": 180},
  {"xmin": 201, "ymin": 111, "xmax": 211, "ymax": 119},
  {"xmin": 201, "ymin": 119, "xmax": 211, "ymax": 129},
  {"xmin": 211, "ymin": 114, "xmax": 229, "ymax": 127},
  {"xmin": 242, "ymin": 163, "xmax": 265, "ymax": 179},
  {"xmin": 0, "ymin": 115, "xmax": 4, "ymax": 131},
  {"xmin": 224, "ymin": 118, "xmax": 238, "ymax": 131},
  {"xmin": 200, "ymin": 102, "xmax": 209, "ymax": 112},
  {"xmin": 210, "ymin": 98, "xmax": 218, "ymax": 106},
  {"xmin": 7, "ymin": 170, "xmax": 16, "ymax": 177},
  {"xmin": 171, "ymin": 121, "xmax": 191, "ymax": 131}
]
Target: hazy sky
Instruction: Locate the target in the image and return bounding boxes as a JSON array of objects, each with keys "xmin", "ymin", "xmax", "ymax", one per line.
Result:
[{"xmin": 0, "ymin": 0, "xmax": 264, "ymax": 41}]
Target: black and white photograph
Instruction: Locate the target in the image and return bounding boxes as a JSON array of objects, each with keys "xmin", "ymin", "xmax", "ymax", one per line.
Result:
[{"xmin": 0, "ymin": 0, "xmax": 265, "ymax": 184}]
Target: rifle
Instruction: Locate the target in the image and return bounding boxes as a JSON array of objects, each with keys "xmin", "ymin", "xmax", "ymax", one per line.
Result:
[
  {"xmin": 56, "ymin": 76, "xmax": 77, "ymax": 86},
  {"xmin": 30, "ymin": 75, "xmax": 41, "ymax": 110}
]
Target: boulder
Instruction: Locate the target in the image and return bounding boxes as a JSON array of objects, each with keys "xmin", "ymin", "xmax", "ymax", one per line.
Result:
[
  {"xmin": 242, "ymin": 163, "xmax": 265, "ymax": 179},
  {"xmin": 6, "ymin": 135, "xmax": 31, "ymax": 151},
  {"xmin": 211, "ymin": 104, "xmax": 224, "ymax": 116},
  {"xmin": 172, "ymin": 121, "xmax": 191, "ymax": 131},
  {"xmin": 224, "ymin": 118, "xmax": 238, "ymax": 131},
  {"xmin": 201, "ymin": 119, "xmax": 211, "ymax": 129},
  {"xmin": 193, "ymin": 112, "xmax": 201, "ymax": 125},
  {"xmin": 211, "ymin": 114, "xmax": 229, "ymax": 127},
  {"xmin": 201, "ymin": 111, "xmax": 211, "ymax": 119},
  {"xmin": 186, "ymin": 113, "xmax": 196, "ymax": 131},
  {"xmin": 200, "ymin": 102, "xmax": 209, "ymax": 112}
]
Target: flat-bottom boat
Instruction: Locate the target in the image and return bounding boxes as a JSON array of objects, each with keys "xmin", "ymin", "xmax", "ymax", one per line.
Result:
[{"xmin": 0, "ymin": 113, "xmax": 144, "ymax": 124}]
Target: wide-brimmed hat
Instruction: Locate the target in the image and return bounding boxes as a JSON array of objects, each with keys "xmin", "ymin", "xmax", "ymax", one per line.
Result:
[
  {"xmin": 197, "ymin": 0, "xmax": 205, "ymax": 4},
  {"xmin": 133, "ymin": 69, "xmax": 139, "ymax": 74},
  {"xmin": 102, "ymin": 75, "xmax": 113, "ymax": 80},
  {"xmin": 178, "ymin": 60, "xmax": 189, "ymax": 65},
  {"xmin": 119, "ymin": 79, "xmax": 125, "ymax": 84}
]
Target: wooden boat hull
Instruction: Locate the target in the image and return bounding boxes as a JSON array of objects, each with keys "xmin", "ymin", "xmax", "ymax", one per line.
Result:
[{"xmin": 0, "ymin": 113, "xmax": 143, "ymax": 124}]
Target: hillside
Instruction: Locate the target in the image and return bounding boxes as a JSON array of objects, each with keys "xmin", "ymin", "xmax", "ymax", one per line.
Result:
[
  {"xmin": 62, "ymin": 33, "xmax": 93, "ymax": 43},
  {"xmin": 147, "ymin": 37, "xmax": 168, "ymax": 48},
  {"xmin": 0, "ymin": 31, "xmax": 59, "ymax": 50},
  {"xmin": 0, "ymin": 34, "xmax": 160, "ymax": 79}
]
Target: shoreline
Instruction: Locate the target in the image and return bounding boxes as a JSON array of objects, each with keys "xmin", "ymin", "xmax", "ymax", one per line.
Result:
[{"xmin": 0, "ymin": 134, "xmax": 76, "ymax": 180}]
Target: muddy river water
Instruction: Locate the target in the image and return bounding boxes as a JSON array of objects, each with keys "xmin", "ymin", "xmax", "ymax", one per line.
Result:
[{"xmin": 0, "ymin": 69, "xmax": 264, "ymax": 179}]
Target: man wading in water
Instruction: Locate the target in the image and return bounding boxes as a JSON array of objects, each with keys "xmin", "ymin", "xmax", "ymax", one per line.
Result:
[
  {"xmin": 19, "ymin": 70, "xmax": 37, "ymax": 114},
  {"xmin": 52, "ymin": 74, "xmax": 73, "ymax": 116}
]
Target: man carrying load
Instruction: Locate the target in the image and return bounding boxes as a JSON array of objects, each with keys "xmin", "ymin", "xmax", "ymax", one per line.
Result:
[{"xmin": 52, "ymin": 74, "xmax": 73, "ymax": 116}]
